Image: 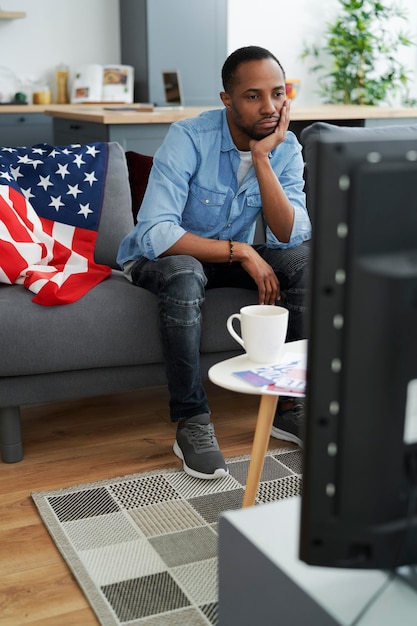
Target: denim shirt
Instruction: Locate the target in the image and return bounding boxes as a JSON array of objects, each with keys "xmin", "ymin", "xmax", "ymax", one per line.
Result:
[{"xmin": 117, "ymin": 108, "xmax": 311, "ymax": 266}]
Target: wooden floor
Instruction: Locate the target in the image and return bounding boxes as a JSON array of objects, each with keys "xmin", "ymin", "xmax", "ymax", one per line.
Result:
[{"xmin": 0, "ymin": 381, "xmax": 291, "ymax": 625}]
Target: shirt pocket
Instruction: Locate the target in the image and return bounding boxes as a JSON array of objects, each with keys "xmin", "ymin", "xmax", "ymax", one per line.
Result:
[
  {"xmin": 184, "ymin": 182, "xmax": 228, "ymax": 231},
  {"xmin": 246, "ymin": 192, "xmax": 263, "ymax": 210}
]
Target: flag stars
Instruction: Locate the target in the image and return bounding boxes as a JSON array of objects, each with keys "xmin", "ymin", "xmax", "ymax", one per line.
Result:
[
  {"xmin": 17, "ymin": 154, "xmax": 34, "ymax": 164},
  {"xmin": 49, "ymin": 195, "xmax": 65, "ymax": 211},
  {"xmin": 17, "ymin": 154, "xmax": 43, "ymax": 169},
  {"xmin": 30, "ymin": 159, "xmax": 44, "ymax": 170},
  {"xmin": 78, "ymin": 203, "xmax": 93, "ymax": 218},
  {"xmin": 56, "ymin": 163, "xmax": 70, "ymax": 179},
  {"xmin": 67, "ymin": 183, "xmax": 82, "ymax": 198},
  {"xmin": 84, "ymin": 171, "xmax": 97, "ymax": 186},
  {"xmin": 86, "ymin": 145, "xmax": 100, "ymax": 157},
  {"xmin": 0, "ymin": 170, "xmax": 14, "ymax": 182},
  {"xmin": 2, "ymin": 143, "xmax": 107, "ymax": 232},
  {"xmin": 38, "ymin": 174, "xmax": 54, "ymax": 191},
  {"xmin": 73, "ymin": 154, "xmax": 86, "ymax": 168},
  {"xmin": 10, "ymin": 166, "xmax": 24, "ymax": 180},
  {"xmin": 32, "ymin": 147, "xmax": 47, "ymax": 155},
  {"xmin": 21, "ymin": 187, "xmax": 35, "ymax": 201}
]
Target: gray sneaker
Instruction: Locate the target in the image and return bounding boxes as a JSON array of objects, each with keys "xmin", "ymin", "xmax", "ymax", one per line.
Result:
[
  {"xmin": 270, "ymin": 400, "xmax": 304, "ymax": 447},
  {"xmin": 173, "ymin": 414, "xmax": 228, "ymax": 480}
]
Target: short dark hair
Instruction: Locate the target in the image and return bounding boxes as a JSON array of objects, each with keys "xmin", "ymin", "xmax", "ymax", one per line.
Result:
[{"xmin": 221, "ymin": 46, "xmax": 285, "ymax": 93}]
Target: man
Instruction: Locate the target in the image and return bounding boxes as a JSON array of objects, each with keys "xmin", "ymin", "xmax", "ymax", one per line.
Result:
[{"xmin": 117, "ymin": 46, "xmax": 311, "ymax": 480}]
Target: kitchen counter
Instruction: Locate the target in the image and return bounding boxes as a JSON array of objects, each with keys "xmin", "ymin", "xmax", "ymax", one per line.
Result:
[
  {"xmin": 291, "ymin": 104, "xmax": 417, "ymax": 121},
  {"xmin": 2, "ymin": 102, "xmax": 416, "ymax": 122},
  {"xmin": 43, "ymin": 105, "xmax": 216, "ymax": 124},
  {"xmin": 0, "ymin": 104, "xmax": 74, "ymax": 113},
  {"xmin": 42, "ymin": 103, "xmax": 417, "ymax": 125}
]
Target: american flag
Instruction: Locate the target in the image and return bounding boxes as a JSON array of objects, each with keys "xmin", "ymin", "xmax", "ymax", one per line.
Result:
[{"xmin": 0, "ymin": 142, "xmax": 111, "ymax": 305}]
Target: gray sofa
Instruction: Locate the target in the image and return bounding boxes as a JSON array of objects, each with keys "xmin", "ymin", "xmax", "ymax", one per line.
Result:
[{"xmin": 0, "ymin": 141, "xmax": 259, "ymax": 463}]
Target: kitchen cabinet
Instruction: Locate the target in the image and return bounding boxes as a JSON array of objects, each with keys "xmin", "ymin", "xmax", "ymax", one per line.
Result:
[
  {"xmin": 51, "ymin": 118, "xmax": 107, "ymax": 146},
  {"xmin": 0, "ymin": 112, "xmax": 53, "ymax": 146},
  {"xmin": 119, "ymin": 0, "xmax": 227, "ymax": 106},
  {"xmin": 52, "ymin": 117, "xmax": 183, "ymax": 155}
]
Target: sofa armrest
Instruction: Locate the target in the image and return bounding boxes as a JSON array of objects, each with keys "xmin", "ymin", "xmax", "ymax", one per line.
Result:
[{"xmin": 94, "ymin": 142, "xmax": 135, "ymax": 269}]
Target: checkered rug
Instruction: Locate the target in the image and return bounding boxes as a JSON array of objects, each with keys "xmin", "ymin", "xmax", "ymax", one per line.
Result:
[{"xmin": 32, "ymin": 448, "xmax": 302, "ymax": 626}]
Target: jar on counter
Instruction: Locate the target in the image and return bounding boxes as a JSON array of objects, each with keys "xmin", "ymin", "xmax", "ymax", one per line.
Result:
[
  {"xmin": 33, "ymin": 85, "xmax": 52, "ymax": 104},
  {"xmin": 55, "ymin": 64, "xmax": 69, "ymax": 104}
]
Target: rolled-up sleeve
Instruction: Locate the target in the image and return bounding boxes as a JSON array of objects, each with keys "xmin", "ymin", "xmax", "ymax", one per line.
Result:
[{"xmin": 266, "ymin": 137, "xmax": 311, "ymax": 249}]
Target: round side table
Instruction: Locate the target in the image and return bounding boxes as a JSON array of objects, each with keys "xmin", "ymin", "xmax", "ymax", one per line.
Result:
[{"xmin": 208, "ymin": 339, "xmax": 307, "ymax": 507}]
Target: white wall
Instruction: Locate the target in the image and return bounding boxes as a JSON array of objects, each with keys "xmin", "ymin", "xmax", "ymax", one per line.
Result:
[
  {"xmin": 0, "ymin": 0, "xmax": 120, "ymax": 101},
  {"xmin": 228, "ymin": 0, "xmax": 417, "ymax": 106},
  {"xmin": 0, "ymin": 0, "xmax": 416, "ymax": 106}
]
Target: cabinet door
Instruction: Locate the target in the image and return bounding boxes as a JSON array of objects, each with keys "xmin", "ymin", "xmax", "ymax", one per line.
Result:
[
  {"xmin": 0, "ymin": 113, "xmax": 53, "ymax": 147},
  {"xmin": 52, "ymin": 119, "xmax": 109, "ymax": 146},
  {"xmin": 108, "ymin": 123, "xmax": 171, "ymax": 156}
]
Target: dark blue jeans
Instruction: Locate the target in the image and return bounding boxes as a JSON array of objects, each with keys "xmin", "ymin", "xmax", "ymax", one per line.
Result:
[{"xmin": 131, "ymin": 242, "xmax": 309, "ymax": 422}]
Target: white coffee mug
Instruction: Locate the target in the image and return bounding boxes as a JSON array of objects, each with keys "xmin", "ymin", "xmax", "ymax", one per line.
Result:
[{"xmin": 227, "ymin": 304, "xmax": 289, "ymax": 363}]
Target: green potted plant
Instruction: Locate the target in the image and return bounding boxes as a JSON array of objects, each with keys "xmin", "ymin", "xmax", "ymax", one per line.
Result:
[{"xmin": 301, "ymin": 0, "xmax": 416, "ymax": 105}]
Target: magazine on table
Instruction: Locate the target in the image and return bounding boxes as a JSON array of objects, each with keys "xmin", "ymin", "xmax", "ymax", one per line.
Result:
[{"xmin": 233, "ymin": 352, "xmax": 306, "ymax": 396}]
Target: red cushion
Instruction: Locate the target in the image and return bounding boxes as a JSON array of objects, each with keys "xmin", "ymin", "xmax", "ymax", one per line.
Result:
[{"xmin": 125, "ymin": 151, "xmax": 154, "ymax": 222}]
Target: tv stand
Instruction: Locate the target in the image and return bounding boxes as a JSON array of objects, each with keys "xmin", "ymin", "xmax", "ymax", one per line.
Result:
[{"xmin": 219, "ymin": 498, "xmax": 417, "ymax": 625}]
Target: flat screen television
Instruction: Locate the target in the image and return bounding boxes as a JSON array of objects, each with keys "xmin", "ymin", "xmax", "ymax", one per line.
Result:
[{"xmin": 299, "ymin": 126, "xmax": 417, "ymax": 572}]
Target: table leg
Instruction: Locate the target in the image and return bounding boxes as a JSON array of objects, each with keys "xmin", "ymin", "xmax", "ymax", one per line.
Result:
[{"xmin": 242, "ymin": 394, "xmax": 279, "ymax": 508}]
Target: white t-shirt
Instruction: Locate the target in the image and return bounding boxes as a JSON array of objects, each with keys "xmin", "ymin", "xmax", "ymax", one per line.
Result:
[{"xmin": 237, "ymin": 150, "xmax": 253, "ymax": 187}]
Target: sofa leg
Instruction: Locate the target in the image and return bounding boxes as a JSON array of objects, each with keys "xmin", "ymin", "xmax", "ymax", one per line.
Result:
[{"xmin": 0, "ymin": 406, "xmax": 23, "ymax": 463}]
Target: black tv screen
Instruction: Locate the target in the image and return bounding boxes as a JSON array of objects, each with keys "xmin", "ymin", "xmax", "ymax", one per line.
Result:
[{"xmin": 300, "ymin": 127, "xmax": 417, "ymax": 570}]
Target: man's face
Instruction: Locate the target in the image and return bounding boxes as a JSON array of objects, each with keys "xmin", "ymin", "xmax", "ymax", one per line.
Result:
[{"xmin": 222, "ymin": 58, "xmax": 286, "ymax": 148}]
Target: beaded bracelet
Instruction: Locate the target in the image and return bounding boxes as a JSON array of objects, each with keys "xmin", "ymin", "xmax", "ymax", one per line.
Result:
[{"xmin": 228, "ymin": 238, "xmax": 234, "ymax": 263}]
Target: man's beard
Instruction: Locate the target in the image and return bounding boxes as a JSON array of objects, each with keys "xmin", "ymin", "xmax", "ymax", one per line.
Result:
[
  {"xmin": 236, "ymin": 116, "xmax": 279, "ymax": 141},
  {"xmin": 247, "ymin": 127, "xmax": 275, "ymax": 141}
]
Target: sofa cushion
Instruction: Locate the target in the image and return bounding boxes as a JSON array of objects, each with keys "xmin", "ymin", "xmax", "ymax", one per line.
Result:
[
  {"xmin": 0, "ymin": 275, "xmax": 258, "ymax": 377},
  {"xmin": 94, "ymin": 142, "xmax": 135, "ymax": 268},
  {"xmin": 125, "ymin": 151, "xmax": 154, "ymax": 221},
  {"xmin": 0, "ymin": 273, "xmax": 160, "ymax": 377}
]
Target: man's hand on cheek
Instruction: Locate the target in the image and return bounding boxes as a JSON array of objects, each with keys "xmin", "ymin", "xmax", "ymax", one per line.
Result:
[{"xmin": 250, "ymin": 100, "xmax": 291, "ymax": 156}]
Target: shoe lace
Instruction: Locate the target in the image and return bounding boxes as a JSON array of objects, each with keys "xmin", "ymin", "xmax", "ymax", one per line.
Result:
[
  {"xmin": 292, "ymin": 403, "xmax": 304, "ymax": 424},
  {"xmin": 187, "ymin": 423, "xmax": 217, "ymax": 451}
]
